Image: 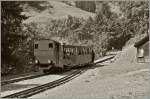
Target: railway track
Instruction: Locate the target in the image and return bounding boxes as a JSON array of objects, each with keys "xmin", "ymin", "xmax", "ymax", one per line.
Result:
[
  {"xmin": 2, "ymin": 69, "xmax": 85, "ymax": 98},
  {"xmin": 2, "ymin": 55, "xmax": 115, "ymax": 86},
  {"xmin": 1, "ymin": 73, "xmax": 46, "ymax": 86},
  {"xmin": 2, "ymin": 55, "xmax": 115, "ymax": 98}
]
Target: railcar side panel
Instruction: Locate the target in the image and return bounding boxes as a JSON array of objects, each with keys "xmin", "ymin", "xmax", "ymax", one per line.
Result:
[{"xmin": 59, "ymin": 45, "xmax": 93, "ymax": 67}]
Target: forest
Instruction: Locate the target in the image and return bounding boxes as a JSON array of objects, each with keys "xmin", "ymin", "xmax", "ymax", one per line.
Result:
[{"xmin": 1, "ymin": 1, "xmax": 149, "ymax": 74}]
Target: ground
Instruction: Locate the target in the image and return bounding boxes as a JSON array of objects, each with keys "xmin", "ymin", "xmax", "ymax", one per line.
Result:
[
  {"xmin": 1, "ymin": 70, "xmax": 73, "ymax": 97},
  {"xmin": 29, "ymin": 45, "xmax": 149, "ymax": 99}
]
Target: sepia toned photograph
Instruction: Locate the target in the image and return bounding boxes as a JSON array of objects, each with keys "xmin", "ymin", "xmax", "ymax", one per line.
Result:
[{"xmin": 1, "ymin": 0, "xmax": 149, "ymax": 99}]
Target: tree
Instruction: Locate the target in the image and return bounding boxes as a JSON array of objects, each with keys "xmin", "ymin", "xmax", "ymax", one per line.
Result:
[{"xmin": 2, "ymin": 1, "xmax": 27, "ymax": 73}]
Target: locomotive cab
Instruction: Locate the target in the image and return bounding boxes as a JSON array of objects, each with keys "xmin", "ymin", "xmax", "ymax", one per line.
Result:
[{"xmin": 34, "ymin": 39, "xmax": 60, "ymax": 73}]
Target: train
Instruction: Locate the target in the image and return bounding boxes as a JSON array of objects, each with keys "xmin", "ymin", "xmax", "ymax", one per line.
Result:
[{"xmin": 34, "ymin": 39, "xmax": 95, "ymax": 73}]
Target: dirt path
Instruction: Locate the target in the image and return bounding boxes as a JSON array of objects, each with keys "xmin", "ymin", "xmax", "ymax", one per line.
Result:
[{"xmin": 1, "ymin": 71, "xmax": 42, "ymax": 81}]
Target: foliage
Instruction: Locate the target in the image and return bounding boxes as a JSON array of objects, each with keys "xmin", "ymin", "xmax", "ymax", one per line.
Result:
[
  {"xmin": 1, "ymin": 1, "xmax": 28, "ymax": 73},
  {"xmin": 94, "ymin": 1, "xmax": 148, "ymax": 51}
]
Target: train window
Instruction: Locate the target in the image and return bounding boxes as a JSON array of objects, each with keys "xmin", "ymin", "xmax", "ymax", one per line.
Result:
[
  {"xmin": 87, "ymin": 48, "xmax": 90, "ymax": 54},
  {"xmin": 80, "ymin": 48, "xmax": 82, "ymax": 55},
  {"xmin": 34, "ymin": 44, "xmax": 38, "ymax": 49},
  {"xmin": 82, "ymin": 48, "xmax": 84, "ymax": 55},
  {"xmin": 88, "ymin": 48, "xmax": 90, "ymax": 54},
  {"xmin": 75, "ymin": 48, "xmax": 78, "ymax": 55},
  {"xmin": 86, "ymin": 48, "xmax": 88, "ymax": 54},
  {"xmin": 49, "ymin": 43, "xmax": 53, "ymax": 48},
  {"xmin": 73, "ymin": 48, "xmax": 74, "ymax": 55},
  {"xmin": 82, "ymin": 48, "xmax": 84, "ymax": 54},
  {"xmin": 73, "ymin": 48, "xmax": 75, "ymax": 55},
  {"xmin": 89, "ymin": 48, "xmax": 91, "ymax": 53},
  {"xmin": 84, "ymin": 48, "xmax": 86, "ymax": 54},
  {"xmin": 73, "ymin": 48, "xmax": 76, "ymax": 55},
  {"xmin": 81, "ymin": 49, "xmax": 83, "ymax": 54},
  {"xmin": 69, "ymin": 48, "xmax": 71, "ymax": 55},
  {"xmin": 70, "ymin": 48, "xmax": 72, "ymax": 55},
  {"xmin": 67, "ymin": 48, "xmax": 70, "ymax": 56},
  {"xmin": 71, "ymin": 48, "xmax": 74, "ymax": 55},
  {"xmin": 63, "ymin": 48, "xmax": 66, "ymax": 58},
  {"xmin": 85, "ymin": 48, "xmax": 87, "ymax": 54},
  {"xmin": 79, "ymin": 49, "xmax": 81, "ymax": 55}
]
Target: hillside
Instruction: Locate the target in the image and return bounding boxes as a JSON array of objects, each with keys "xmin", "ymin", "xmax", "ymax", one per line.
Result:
[
  {"xmin": 22, "ymin": 1, "xmax": 95, "ymax": 23},
  {"xmin": 22, "ymin": 1, "xmax": 148, "ymax": 57}
]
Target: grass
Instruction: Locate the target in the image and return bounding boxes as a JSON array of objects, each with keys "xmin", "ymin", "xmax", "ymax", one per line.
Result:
[{"xmin": 23, "ymin": 1, "xmax": 95, "ymax": 23}]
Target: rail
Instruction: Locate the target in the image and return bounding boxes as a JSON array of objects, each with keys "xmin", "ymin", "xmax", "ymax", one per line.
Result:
[
  {"xmin": 1, "ymin": 74, "xmax": 46, "ymax": 86},
  {"xmin": 2, "ymin": 69, "xmax": 85, "ymax": 98},
  {"xmin": 2, "ymin": 55, "xmax": 115, "ymax": 98}
]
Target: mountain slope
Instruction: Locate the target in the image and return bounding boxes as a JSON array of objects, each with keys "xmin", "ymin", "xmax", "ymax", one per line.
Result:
[{"xmin": 23, "ymin": 1, "xmax": 95, "ymax": 23}]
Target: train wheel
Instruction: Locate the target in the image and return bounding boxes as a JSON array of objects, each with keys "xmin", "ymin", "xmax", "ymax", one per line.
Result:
[
  {"xmin": 49, "ymin": 67, "xmax": 56, "ymax": 73},
  {"xmin": 43, "ymin": 70, "xmax": 49, "ymax": 74},
  {"xmin": 64, "ymin": 65, "xmax": 72, "ymax": 71}
]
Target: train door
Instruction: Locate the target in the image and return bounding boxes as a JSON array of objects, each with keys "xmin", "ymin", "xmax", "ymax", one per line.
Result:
[{"xmin": 55, "ymin": 43, "xmax": 59, "ymax": 64}]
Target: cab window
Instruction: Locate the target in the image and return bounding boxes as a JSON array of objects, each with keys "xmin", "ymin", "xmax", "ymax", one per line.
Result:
[
  {"xmin": 35, "ymin": 44, "xmax": 38, "ymax": 49},
  {"xmin": 49, "ymin": 43, "xmax": 53, "ymax": 48}
]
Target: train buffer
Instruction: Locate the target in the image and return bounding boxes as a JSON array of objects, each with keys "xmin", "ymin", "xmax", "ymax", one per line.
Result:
[{"xmin": 94, "ymin": 55, "xmax": 115, "ymax": 64}]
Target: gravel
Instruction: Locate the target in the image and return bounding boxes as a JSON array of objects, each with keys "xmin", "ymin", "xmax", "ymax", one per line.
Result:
[{"xmin": 1, "ymin": 71, "xmax": 42, "ymax": 81}]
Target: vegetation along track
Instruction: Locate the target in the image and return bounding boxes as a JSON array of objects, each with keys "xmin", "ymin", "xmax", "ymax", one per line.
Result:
[
  {"xmin": 2, "ymin": 55, "xmax": 115, "ymax": 98},
  {"xmin": 1, "ymin": 73, "xmax": 47, "ymax": 86}
]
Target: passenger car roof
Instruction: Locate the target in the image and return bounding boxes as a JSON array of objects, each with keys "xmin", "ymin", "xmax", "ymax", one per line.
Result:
[{"xmin": 34, "ymin": 39, "xmax": 60, "ymax": 43}]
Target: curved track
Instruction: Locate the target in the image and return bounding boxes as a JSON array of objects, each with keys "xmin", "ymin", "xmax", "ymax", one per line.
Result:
[
  {"xmin": 2, "ymin": 69, "xmax": 85, "ymax": 98},
  {"xmin": 2, "ymin": 55, "xmax": 115, "ymax": 98}
]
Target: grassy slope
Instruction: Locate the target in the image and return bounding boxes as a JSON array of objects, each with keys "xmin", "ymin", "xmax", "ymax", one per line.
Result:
[{"xmin": 23, "ymin": 1, "xmax": 95, "ymax": 23}]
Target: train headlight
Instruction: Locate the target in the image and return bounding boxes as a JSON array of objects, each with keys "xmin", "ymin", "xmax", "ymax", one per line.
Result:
[
  {"xmin": 48, "ymin": 59, "xmax": 51, "ymax": 64},
  {"xmin": 35, "ymin": 60, "xmax": 38, "ymax": 64}
]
